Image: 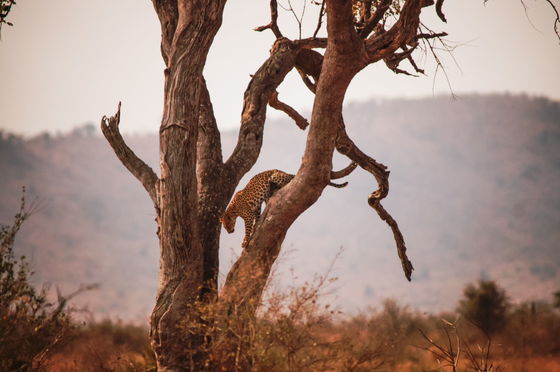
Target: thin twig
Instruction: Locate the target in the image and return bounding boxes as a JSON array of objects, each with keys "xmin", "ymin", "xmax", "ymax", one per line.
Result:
[
  {"xmin": 544, "ymin": 0, "xmax": 560, "ymax": 43},
  {"xmin": 287, "ymin": 0, "xmax": 303, "ymax": 40},
  {"xmin": 254, "ymin": 0, "xmax": 283, "ymax": 38},
  {"xmin": 312, "ymin": 0, "xmax": 326, "ymax": 38}
]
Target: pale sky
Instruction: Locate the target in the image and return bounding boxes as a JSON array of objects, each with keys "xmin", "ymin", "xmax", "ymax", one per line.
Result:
[{"xmin": 0, "ymin": 0, "xmax": 559, "ymax": 136}]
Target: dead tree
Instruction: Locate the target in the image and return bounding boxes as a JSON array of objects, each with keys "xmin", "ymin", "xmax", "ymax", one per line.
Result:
[{"xmin": 98, "ymin": 0, "xmax": 556, "ymax": 371}]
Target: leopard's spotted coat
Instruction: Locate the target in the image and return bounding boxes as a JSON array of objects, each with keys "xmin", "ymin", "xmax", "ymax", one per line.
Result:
[{"xmin": 220, "ymin": 170, "xmax": 347, "ymax": 248}]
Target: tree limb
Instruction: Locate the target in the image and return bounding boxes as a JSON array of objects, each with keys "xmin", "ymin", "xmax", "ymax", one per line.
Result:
[
  {"xmin": 416, "ymin": 31, "xmax": 448, "ymax": 40},
  {"xmin": 436, "ymin": 0, "xmax": 447, "ymax": 23},
  {"xmin": 336, "ymin": 119, "xmax": 414, "ymax": 281},
  {"xmin": 268, "ymin": 91, "xmax": 309, "ymax": 130},
  {"xmin": 296, "ymin": 67, "xmax": 318, "ymax": 93},
  {"xmin": 151, "ymin": 0, "xmax": 179, "ymax": 66},
  {"xmin": 100, "ymin": 102, "xmax": 159, "ymax": 207},
  {"xmin": 365, "ymin": 0, "xmax": 423, "ymax": 63},
  {"xmin": 225, "ymin": 38, "xmax": 298, "ymax": 183},
  {"xmin": 383, "ymin": 44, "xmax": 426, "ymax": 76},
  {"xmin": 360, "ymin": 0, "xmax": 392, "ymax": 38},
  {"xmin": 294, "ymin": 48, "xmax": 324, "ymax": 93},
  {"xmin": 265, "ymin": 26, "xmax": 413, "ymax": 280},
  {"xmin": 331, "ymin": 161, "xmax": 358, "ymax": 179},
  {"xmin": 313, "ymin": 0, "xmax": 326, "ymax": 38},
  {"xmin": 254, "ymin": 0, "xmax": 283, "ymax": 38},
  {"xmin": 294, "ymin": 37, "xmax": 328, "ymax": 49}
]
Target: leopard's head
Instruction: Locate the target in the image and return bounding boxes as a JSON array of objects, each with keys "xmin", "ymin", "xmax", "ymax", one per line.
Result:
[{"xmin": 220, "ymin": 211, "xmax": 236, "ymax": 233}]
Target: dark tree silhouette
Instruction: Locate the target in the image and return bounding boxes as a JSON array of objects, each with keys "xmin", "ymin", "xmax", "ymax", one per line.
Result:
[{"xmin": 458, "ymin": 280, "xmax": 509, "ymax": 335}]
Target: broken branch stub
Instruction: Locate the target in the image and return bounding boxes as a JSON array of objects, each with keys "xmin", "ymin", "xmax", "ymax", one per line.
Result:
[{"xmin": 100, "ymin": 102, "xmax": 159, "ymax": 206}]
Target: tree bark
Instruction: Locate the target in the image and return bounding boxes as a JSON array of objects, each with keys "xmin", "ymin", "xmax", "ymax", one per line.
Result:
[{"xmin": 149, "ymin": 1, "xmax": 227, "ymax": 371}]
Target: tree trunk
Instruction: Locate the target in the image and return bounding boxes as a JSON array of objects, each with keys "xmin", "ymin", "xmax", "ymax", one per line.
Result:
[{"xmin": 149, "ymin": 2, "xmax": 227, "ymax": 371}]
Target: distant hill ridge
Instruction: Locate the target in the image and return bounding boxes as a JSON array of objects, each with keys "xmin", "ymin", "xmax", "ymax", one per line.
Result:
[{"xmin": 1, "ymin": 94, "xmax": 559, "ymax": 321}]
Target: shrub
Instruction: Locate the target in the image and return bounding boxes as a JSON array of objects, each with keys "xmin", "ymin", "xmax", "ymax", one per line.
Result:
[
  {"xmin": 457, "ymin": 280, "xmax": 509, "ymax": 335},
  {"xmin": 0, "ymin": 191, "xmax": 72, "ymax": 371}
]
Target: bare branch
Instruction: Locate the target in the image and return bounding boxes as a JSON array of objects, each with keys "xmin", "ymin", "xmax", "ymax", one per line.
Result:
[
  {"xmin": 336, "ymin": 119, "xmax": 414, "ymax": 281},
  {"xmin": 52, "ymin": 283, "xmax": 99, "ymax": 321},
  {"xmin": 294, "ymin": 37, "xmax": 328, "ymax": 49},
  {"xmin": 544, "ymin": 0, "xmax": 560, "ymax": 43},
  {"xmin": 330, "ymin": 161, "xmax": 357, "ymax": 179},
  {"xmin": 384, "ymin": 47, "xmax": 422, "ymax": 76},
  {"xmin": 416, "ymin": 31, "xmax": 448, "ymax": 40},
  {"xmin": 424, "ymin": 34, "xmax": 457, "ymax": 98},
  {"xmin": 404, "ymin": 45, "xmax": 425, "ymax": 74},
  {"xmin": 365, "ymin": 0, "xmax": 423, "ymax": 63},
  {"xmin": 225, "ymin": 38, "xmax": 297, "ymax": 183},
  {"xmin": 268, "ymin": 91, "xmax": 309, "ymax": 130},
  {"xmin": 360, "ymin": 0, "xmax": 392, "ymax": 38},
  {"xmin": 100, "ymin": 102, "xmax": 159, "ymax": 206},
  {"xmin": 436, "ymin": 0, "xmax": 447, "ymax": 23},
  {"xmin": 0, "ymin": 0, "xmax": 16, "ymax": 38},
  {"xmin": 255, "ymin": 0, "xmax": 283, "ymax": 38},
  {"xmin": 313, "ymin": 0, "xmax": 326, "ymax": 38},
  {"xmin": 296, "ymin": 67, "xmax": 318, "ymax": 93},
  {"xmin": 287, "ymin": 0, "xmax": 304, "ymax": 39}
]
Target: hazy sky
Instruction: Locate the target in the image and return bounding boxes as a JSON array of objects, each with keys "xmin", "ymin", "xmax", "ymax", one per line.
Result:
[{"xmin": 1, "ymin": 0, "xmax": 559, "ymax": 136}]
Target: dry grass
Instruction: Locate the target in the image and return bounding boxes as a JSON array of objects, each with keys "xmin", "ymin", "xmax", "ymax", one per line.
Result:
[{"xmin": 36, "ymin": 282, "xmax": 560, "ymax": 372}]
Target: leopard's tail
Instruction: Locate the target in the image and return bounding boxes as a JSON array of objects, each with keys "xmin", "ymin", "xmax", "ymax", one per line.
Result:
[{"xmin": 328, "ymin": 181, "xmax": 348, "ymax": 188}]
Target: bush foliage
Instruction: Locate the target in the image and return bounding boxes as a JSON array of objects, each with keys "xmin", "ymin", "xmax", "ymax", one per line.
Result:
[{"xmin": 0, "ymin": 191, "xmax": 72, "ymax": 371}]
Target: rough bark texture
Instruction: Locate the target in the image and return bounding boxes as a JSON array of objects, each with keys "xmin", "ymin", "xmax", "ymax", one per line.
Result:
[
  {"xmin": 100, "ymin": 0, "xmax": 445, "ymax": 370},
  {"xmin": 150, "ymin": 2, "xmax": 228, "ymax": 371}
]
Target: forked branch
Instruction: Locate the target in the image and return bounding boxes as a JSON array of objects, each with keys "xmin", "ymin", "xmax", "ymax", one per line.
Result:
[
  {"xmin": 255, "ymin": 0, "xmax": 283, "ymax": 38},
  {"xmin": 365, "ymin": 0, "xmax": 423, "ymax": 62},
  {"xmin": 360, "ymin": 0, "xmax": 392, "ymax": 38},
  {"xmin": 100, "ymin": 102, "xmax": 159, "ymax": 206}
]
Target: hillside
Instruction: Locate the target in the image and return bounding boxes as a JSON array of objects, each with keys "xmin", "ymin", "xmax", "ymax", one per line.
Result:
[{"xmin": 0, "ymin": 94, "xmax": 559, "ymax": 321}]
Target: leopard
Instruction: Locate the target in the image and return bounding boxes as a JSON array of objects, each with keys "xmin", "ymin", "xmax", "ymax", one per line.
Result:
[{"xmin": 220, "ymin": 169, "xmax": 348, "ymax": 248}]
